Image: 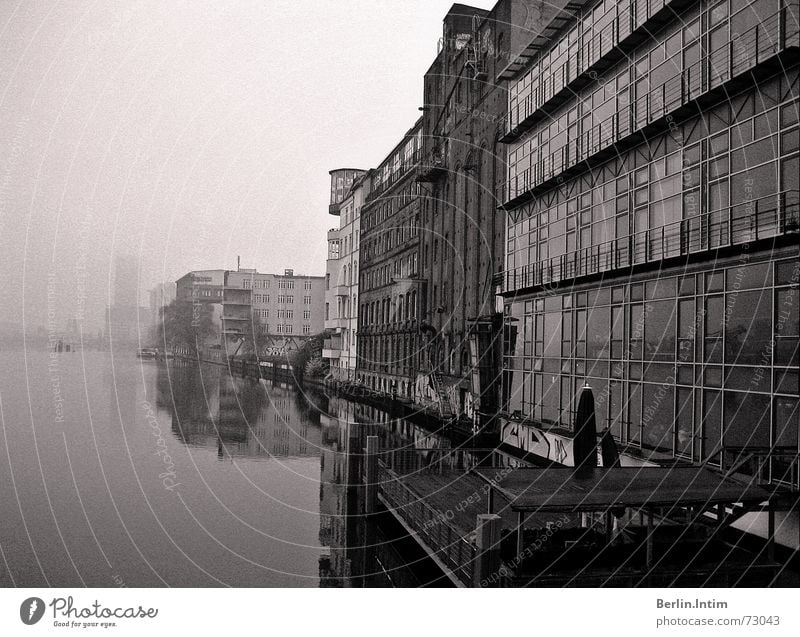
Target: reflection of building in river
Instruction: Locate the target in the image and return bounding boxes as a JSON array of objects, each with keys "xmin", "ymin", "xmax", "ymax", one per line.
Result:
[
  {"xmin": 317, "ymin": 397, "xmax": 455, "ymax": 587},
  {"xmin": 156, "ymin": 363, "xmax": 322, "ymax": 459},
  {"xmin": 318, "ymin": 398, "xmax": 361, "ymax": 586}
]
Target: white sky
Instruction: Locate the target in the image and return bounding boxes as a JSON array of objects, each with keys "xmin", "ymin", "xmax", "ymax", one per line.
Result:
[{"xmin": 0, "ymin": 0, "xmax": 495, "ymax": 332}]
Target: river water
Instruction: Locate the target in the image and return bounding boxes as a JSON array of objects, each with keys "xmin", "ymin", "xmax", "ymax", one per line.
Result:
[{"xmin": 0, "ymin": 351, "xmax": 442, "ymax": 587}]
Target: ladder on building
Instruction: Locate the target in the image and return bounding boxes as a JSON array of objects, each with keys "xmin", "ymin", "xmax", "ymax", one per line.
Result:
[{"xmin": 430, "ymin": 371, "xmax": 454, "ymax": 420}]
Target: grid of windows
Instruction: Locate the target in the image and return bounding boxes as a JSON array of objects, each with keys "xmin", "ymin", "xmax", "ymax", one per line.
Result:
[
  {"xmin": 505, "ymin": 79, "xmax": 799, "ymax": 291},
  {"xmin": 503, "ymin": 257, "xmax": 798, "ymax": 473},
  {"xmin": 508, "ymin": 0, "xmax": 676, "ymax": 129},
  {"xmin": 507, "ymin": 0, "xmax": 797, "ymax": 202}
]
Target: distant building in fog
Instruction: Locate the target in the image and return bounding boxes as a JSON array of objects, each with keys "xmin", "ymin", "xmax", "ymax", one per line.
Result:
[
  {"xmin": 176, "ymin": 267, "xmax": 325, "ymax": 357},
  {"xmin": 105, "ymin": 255, "xmax": 149, "ymax": 348},
  {"xmin": 148, "ymin": 281, "xmax": 176, "ymax": 342}
]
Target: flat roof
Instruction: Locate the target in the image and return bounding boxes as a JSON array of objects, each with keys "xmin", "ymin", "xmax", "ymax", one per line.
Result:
[{"xmin": 473, "ymin": 466, "xmax": 771, "ymax": 513}]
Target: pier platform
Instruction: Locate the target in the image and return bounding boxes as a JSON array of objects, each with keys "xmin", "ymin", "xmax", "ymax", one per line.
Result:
[{"xmin": 368, "ymin": 443, "xmax": 785, "ymax": 587}]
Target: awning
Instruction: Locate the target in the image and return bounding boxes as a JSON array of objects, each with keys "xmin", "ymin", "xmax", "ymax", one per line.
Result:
[{"xmin": 472, "ymin": 466, "xmax": 771, "ymax": 513}]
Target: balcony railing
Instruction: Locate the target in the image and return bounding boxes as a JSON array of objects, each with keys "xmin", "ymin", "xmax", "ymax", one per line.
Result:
[
  {"xmin": 501, "ymin": 7, "xmax": 798, "ymax": 207},
  {"xmin": 502, "ymin": 190, "xmax": 799, "ymax": 294}
]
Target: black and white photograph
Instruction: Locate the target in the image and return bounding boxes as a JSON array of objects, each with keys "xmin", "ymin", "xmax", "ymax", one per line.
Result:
[{"xmin": 0, "ymin": 0, "xmax": 798, "ymax": 634}]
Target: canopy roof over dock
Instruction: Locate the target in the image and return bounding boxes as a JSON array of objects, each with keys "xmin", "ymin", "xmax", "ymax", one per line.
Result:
[{"xmin": 473, "ymin": 466, "xmax": 771, "ymax": 513}]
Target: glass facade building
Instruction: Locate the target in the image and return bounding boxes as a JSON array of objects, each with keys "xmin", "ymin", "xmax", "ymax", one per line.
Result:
[{"xmin": 499, "ymin": 0, "xmax": 799, "ymax": 490}]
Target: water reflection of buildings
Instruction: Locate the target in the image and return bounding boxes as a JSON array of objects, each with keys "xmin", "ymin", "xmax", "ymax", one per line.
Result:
[
  {"xmin": 317, "ymin": 397, "xmax": 452, "ymax": 587},
  {"xmin": 156, "ymin": 363, "xmax": 323, "ymax": 459},
  {"xmin": 318, "ymin": 398, "xmax": 360, "ymax": 586}
]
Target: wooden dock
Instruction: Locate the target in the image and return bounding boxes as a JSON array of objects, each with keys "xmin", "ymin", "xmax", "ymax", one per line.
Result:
[{"xmin": 365, "ymin": 439, "xmax": 785, "ymax": 588}]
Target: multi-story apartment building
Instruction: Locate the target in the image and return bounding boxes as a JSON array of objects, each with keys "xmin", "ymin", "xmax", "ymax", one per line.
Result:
[
  {"xmin": 357, "ymin": 119, "xmax": 424, "ymax": 397},
  {"xmin": 416, "ymin": 2, "xmax": 515, "ymax": 425},
  {"xmin": 497, "ymin": 0, "xmax": 799, "ymax": 542},
  {"xmin": 224, "ymin": 267, "xmax": 326, "ymax": 356},
  {"xmin": 323, "ymin": 169, "xmax": 367, "ymax": 380},
  {"xmin": 177, "ymin": 268, "xmax": 325, "ymax": 357}
]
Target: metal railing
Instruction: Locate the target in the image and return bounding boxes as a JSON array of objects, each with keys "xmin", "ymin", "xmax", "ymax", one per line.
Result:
[
  {"xmin": 502, "ymin": 190, "xmax": 799, "ymax": 293},
  {"xmin": 726, "ymin": 449, "xmax": 800, "ymax": 491},
  {"xmin": 377, "ymin": 457, "xmax": 478, "ymax": 585}
]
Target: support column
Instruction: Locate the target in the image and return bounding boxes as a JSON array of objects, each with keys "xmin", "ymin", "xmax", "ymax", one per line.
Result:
[
  {"xmin": 365, "ymin": 435, "xmax": 379, "ymax": 514},
  {"xmin": 516, "ymin": 511, "xmax": 526, "ymax": 557},
  {"xmin": 645, "ymin": 508, "xmax": 654, "ymax": 569},
  {"xmin": 473, "ymin": 514, "xmax": 502, "ymax": 588}
]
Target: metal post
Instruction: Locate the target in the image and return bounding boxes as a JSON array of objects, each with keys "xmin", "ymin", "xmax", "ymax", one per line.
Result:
[
  {"xmin": 473, "ymin": 514, "xmax": 502, "ymax": 588},
  {"xmin": 487, "ymin": 485, "xmax": 494, "ymax": 515},
  {"xmin": 365, "ymin": 435, "xmax": 379, "ymax": 514},
  {"xmin": 767, "ymin": 507, "xmax": 776, "ymax": 562},
  {"xmin": 516, "ymin": 511, "xmax": 526, "ymax": 558},
  {"xmin": 645, "ymin": 508, "xmax": 654, "ymax": 569}
]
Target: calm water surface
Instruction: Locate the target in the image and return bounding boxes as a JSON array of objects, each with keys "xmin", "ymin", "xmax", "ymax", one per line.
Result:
[{"xmin": 0, "ymin": 351, "xmax": 426, "ymax": 587}]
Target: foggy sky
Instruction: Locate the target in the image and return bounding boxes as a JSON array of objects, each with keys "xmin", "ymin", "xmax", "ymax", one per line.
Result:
[{"xmin": 0, "ymin": 0, "xmax": 495, "ymax": 332}]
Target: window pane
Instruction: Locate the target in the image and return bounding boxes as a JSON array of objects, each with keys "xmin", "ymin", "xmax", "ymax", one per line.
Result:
[
  {"xmin": 645, "ymin": 299, "xmax": 676, "ymax": 360},
  {"xmin": 774, "ymin": 397, "xmax": 799, "ymax": 449},
  {"xmin": 642, "ymin": 383, "xmax": 674, "ymax": 451},
  {"xmin": 676, "ymin": 387, "xmax": 694, "ymax": 456},
  {"xmin": 724, "ymin": 391, "xmax": 770, "ymax": 448},
  {"xmin": 725, "ymin": 289, "xmax": 771, "ymax": 365},
  {"xmin": 703, "ymin": 389, "xmax": 722, "ymax": 462}
]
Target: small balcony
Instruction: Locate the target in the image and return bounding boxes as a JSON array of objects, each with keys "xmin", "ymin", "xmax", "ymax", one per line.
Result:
[
  {"xmin": 325, "ymin": 316, "xmax": 350, "ymax": 330},
  {"xmin": 416, "ymin": 142, "xmax": 448, "ymax": 182}
]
